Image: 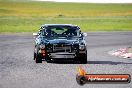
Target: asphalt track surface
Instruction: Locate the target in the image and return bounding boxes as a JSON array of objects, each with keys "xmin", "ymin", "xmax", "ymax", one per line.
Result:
[{"xmin": 0, "ymin": 32, "xmax": 132, "ymax": 88}]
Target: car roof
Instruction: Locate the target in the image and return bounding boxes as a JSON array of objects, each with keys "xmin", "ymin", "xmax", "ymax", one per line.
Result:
[
  {"xmin": 39, "ymin": 24, "xmax": 80, "ymax": 32},
  {"xmin": 41, "ymin": 24, "xmax": 78, "ymax": 28}
]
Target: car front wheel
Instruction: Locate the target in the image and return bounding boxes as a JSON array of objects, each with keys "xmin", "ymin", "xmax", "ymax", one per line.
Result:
[
  {"xmin": 35, "ymin": 54, "xmax": 42, "ymax": 63},
  {"xmin": 78, "ymin": 51, "xmax": 87, "ymax": 64},
  {"xmin": 80, "ymin": 54, "xmax": 87, "ymax": 64}
]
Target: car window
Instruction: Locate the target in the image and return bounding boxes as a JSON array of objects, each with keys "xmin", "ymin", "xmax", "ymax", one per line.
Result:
[
  {"xmin": 39, "ymin": 26, "xmax": 82, "ymax": 38},
  {"xmin": 41, "ymin": 26, "xmax": 80, "ymax": 37},
  {"xmin": 51, "ymin": 28, "xmax": 68, "ymax": 34}
]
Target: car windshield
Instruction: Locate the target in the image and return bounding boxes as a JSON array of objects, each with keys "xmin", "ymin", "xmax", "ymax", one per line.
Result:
[{"xmin": 41, "ymin": 26, "xmax": 80, "ymax": 37}]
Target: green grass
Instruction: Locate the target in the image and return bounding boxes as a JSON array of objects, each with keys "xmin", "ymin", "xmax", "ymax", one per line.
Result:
[{"xmin": 0, "ymin": 1, "xmax": 132, "ymax": 33}]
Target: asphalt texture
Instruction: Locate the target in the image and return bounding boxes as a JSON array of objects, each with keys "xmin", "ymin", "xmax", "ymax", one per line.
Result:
[{"xmin": 0, "ymin": 32, "xmax": 132, "ymax": 88}]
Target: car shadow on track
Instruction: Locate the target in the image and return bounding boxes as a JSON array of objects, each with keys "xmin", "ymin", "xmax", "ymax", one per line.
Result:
[
  {"xmin": 87, "ymin": 61, "xmax": 132, "ymax": 65},
  {"xmin": 47, "ymin": 61, "xmax": 82, "ymax": 64},
  {"xmin": 47, "ymin": 61, "xmax": 132, "ymax": 65}
]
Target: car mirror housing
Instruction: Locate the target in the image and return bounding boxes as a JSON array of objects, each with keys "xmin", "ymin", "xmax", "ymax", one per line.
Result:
[
  {"xmin": 33, "ymin": 33, "xmax": 38, "ymax": 38},
  {"xmin": 33, "ymin": 33, "xmax": 37, "ymax": 36},
  {"xmin": 83, "ymin": 33, "xmax": 87, "ymax": 36}
]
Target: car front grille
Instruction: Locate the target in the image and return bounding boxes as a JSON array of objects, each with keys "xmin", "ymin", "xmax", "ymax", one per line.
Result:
[{"xmin": 53, "ymin": 44, "xmax": 71, "ymax": 52}]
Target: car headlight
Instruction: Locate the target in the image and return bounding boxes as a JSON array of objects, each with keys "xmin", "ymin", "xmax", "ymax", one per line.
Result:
[
  {"xmin": 79, "ymin": 44, "xmax": 85, "ymax": 50},
  {"xmin": 40, "ymin": 44, "xmax": 45, "ymax": 49}
]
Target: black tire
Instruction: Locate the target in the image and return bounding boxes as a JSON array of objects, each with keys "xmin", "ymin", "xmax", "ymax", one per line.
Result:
[
  {"xmin": 33, "ymin": 45, "xmax": 37, "ymax": 60},
  {"xmin": 34, "ymin": 45, "xmax": 42, "ymax": 63},
  {"xmin": 35, "ymin": 54, "xmax": 42, "ymax": 63},
  {"xmin": 80, "ymin": 54, "xmax": 87, "ymax": 64},
  {"xmin": 33, "ymin": 52, "xmax": 36, "ymax": 60},
  {"xmin": 79, "ymin": 51, "xmax": 87, "ymax": 64}
]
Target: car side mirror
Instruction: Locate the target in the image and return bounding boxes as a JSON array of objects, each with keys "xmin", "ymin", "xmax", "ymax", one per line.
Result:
[
  {"xmin": 33, "ymin": 33, "xmax": 38, "ymax": 38},
  {"xmin": 83, "ymin": 33, "xmax": 87, "ymax": 36}
]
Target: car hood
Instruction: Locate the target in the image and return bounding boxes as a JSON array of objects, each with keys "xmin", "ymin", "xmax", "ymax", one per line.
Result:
[{"xmin": 41, "ymin": 37, "xmax": 80, "ymax": 44}]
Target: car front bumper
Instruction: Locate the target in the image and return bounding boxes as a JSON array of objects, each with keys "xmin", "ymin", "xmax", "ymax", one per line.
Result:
[{"xmin": 49, "ymin": 52, "xmax": 76, "ymax": 59}]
